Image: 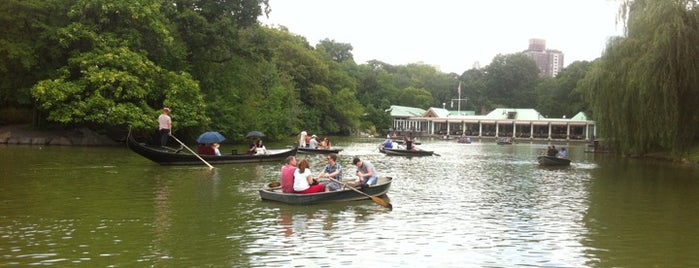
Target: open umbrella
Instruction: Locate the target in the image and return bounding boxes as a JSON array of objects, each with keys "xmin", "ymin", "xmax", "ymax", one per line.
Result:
[
  {"xmin": 196, "ymin": 131, "xmax": 226, "ymax": 144},
  {"xmin": 245, "ymin": 131, "xmax": 265, "ymax": 138}
]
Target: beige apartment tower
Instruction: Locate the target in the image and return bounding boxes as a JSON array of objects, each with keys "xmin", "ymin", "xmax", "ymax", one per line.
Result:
[{"xmin": 523, "ymin": 39, "xmax": 564, "ymax": 77}]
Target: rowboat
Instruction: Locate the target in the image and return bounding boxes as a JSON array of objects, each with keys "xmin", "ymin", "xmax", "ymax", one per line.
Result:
[
  {"xmin": 537, "ymin": 155, "xmax": 571, "ymax": 166},
  {"xmin": 379, "ymin": 147, "xmax": 435, "ymax": 156},
  {"xmin": 127, "ymin": 133, "xmax": 297, "ymax": 165},
  {"xmin": 259, "ymin": 177, "xmax": 392, "ymax": 205},
  {"xmin": 297, "ymin": 147, "xmax": 343, "ymax": 154}
]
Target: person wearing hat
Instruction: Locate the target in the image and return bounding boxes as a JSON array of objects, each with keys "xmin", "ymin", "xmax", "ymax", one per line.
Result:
[
  {"xmin": 309, "ymin": 135, "xmax": 319, "ymax": 149},
  {"xmin": 158, "ymin": 107, "xmax": 172, "ymax": 148}
]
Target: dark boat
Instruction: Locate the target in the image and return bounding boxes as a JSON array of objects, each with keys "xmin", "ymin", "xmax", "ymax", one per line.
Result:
[
  {"xmin": 457, "ymin": 136, "xmax": 472, "ymax": 144},
  {"xmin": 297, "ymin": 147, "xmax": 343, "ymax": 154},
  {"xmin": 379, "ymin": 147, "xmax": 435, "ymax": 156},
  {"xmin": 259, "ymin": 177, "xmax": 393, "ymax": 205},
  {"xmin": 497, "ymin": 137, "xmax": 513, "ymax": 145},
  {"xmin": 537, "ymin": 155, "xmax": 571, "ymax": 166},
  {"xmin": 127, "ymin": 133, "xmax": 297, "ymax": 165}
]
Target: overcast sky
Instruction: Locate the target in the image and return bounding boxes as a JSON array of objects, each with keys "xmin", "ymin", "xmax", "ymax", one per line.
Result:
[{"xmin": 259, "ymin": 0, "xmax": 624, "ymax": 74}]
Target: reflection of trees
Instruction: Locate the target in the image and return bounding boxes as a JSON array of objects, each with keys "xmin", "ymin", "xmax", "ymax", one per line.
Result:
[
  {"xmin": 582, "ymin": 160, "xmax": 699, "ymax": 267},
  {"xmin": 152, "ymin": 175, "xmax": 172, "ymax": 262}
]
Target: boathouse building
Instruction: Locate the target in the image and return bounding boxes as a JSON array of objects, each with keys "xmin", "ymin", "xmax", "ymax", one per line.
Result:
[{"xmin": 388, "ymin": 105, "xmax": 596, "ymax": 141}]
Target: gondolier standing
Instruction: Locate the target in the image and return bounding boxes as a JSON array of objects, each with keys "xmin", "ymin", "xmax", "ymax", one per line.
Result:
[{"xmin": 158, "ymin": 107, "xmax": 172, "ymax": 148}]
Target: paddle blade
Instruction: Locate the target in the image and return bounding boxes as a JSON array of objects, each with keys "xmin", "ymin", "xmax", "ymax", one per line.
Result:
[{"xmin": 371, "ymin": 196, "xmax": 393, "ymax": 210}]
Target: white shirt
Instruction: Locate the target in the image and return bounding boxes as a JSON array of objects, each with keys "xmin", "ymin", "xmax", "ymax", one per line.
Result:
[
  {"xmin": 299, "ymin": 131, "xmax": 307, "ymax": 146},
  {"xmin": 293, "ymin": 168, "xmax": 313, "ymax": 192},
  {"xmin": 158, "ymin": 114, "xmax": 171, "ymax": 130}
]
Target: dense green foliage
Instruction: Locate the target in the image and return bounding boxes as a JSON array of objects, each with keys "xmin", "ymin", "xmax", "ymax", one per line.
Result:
[
  {"xmin": 2, "ymin": 0, "xmax": 697, "ymax": 154},
  {"xmin": 581, "ymin": 0, "xmax": 699, "ymax": 155}
]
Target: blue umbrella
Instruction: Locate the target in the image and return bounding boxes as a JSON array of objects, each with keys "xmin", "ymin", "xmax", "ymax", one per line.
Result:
[{"xmin": 196, "ymin": 131, "xmax": 226, "ymax": 144}]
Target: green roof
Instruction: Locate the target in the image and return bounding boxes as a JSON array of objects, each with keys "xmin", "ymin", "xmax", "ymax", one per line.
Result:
[{"xmin": 387, "ymin": 105, "xmax": 426, "ymax": 117}]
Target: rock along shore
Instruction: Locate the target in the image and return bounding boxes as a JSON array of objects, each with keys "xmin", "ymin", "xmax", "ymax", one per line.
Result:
[{"xmin": 0, "ymin": 124, "xmax": 120, "ymax": 146}]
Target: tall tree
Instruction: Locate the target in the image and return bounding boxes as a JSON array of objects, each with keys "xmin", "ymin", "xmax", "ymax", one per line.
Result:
[
  {"xmin": 483, "ymin": 53, "xmax": 540, "ymax": 109},
  {"xmin": 581, "ymin": 0, "xmax": 699, "ymax": 155},
  {"xmin": 30, "ymin": 0, "xmax": 208, "ymax": 131}
]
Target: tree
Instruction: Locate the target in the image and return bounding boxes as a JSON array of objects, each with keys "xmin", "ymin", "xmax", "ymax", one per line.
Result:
[
  {"xmin": 30, "ymin": 0, "xmax": 208, "ymax": 131},
  {"xmin": 581, "ymin": 0, "xmax": 699, "ymax": 155},
  {"xmin": 483, "ymin": 53, "xmax": 540, "ymax": 109}
]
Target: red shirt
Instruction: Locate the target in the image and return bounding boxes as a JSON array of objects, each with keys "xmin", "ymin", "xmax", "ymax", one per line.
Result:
[{"xmin": 281, "ymin": 164, "xmax": 296, "ymax": 193}]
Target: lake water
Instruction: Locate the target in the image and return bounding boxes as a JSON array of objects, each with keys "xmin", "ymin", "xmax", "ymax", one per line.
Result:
[{"xmin": 1, "ymin": 138, "xmax": 698, "ymax": 267}]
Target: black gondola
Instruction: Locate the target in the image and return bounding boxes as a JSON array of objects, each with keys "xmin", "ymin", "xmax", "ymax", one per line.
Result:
[
  {"xmin": 537, "ymin": 155, "xmax": 572, "ymax": 166},
  {"xmin": 127, "ymin": 133, "xmax": 296, "ymax": 165}
]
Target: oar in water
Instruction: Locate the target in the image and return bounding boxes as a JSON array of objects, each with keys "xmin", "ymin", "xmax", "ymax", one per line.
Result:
[
  {"xmin": 169, "ymin": 134, "xmax": 214, "ymax": 170},
  {"xmin": 327, "ymin": 177, "xmax": 392, "ymax": 210}
]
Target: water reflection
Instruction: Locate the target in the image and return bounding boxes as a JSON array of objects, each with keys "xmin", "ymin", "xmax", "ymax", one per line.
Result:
[{"xmin": 1, "ymin": 141, "xmax": 699, "ymax": 267}]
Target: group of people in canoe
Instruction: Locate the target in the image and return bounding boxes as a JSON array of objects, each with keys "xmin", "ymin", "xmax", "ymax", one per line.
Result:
[
  {"xmin": 280, "ymin": 154, "xmax": 379, "ymax": 194},
  {"xmin": 298, "ymin": 130, "xmax": 332, "ymax": 149},
  {"xmin": 383, "ymin": 135, "xmax": 418, "ymax": 151}
]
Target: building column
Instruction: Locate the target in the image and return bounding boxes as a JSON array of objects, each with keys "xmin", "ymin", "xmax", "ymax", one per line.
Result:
[
  {"xmin": 495, "ymin": 122, "xmax": 500, "ymax": 137},
  {"xmin": 478, "ymin": 121, "xmax": 483, "ymax": 137}
]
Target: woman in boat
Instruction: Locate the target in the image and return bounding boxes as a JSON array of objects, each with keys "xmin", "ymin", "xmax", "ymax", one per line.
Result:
[
  {"xmin": 212, "ymin": 143, "xmax": 221, "ymax": 156},
  {"xmin": 293, "ymin": 159, "xmax": 325, "ymax": 194}
]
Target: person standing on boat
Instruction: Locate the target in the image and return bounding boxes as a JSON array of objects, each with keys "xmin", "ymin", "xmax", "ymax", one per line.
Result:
[
  {"xmin": 317, "ymin": 153, "xmax": 343, "ymax": 191},
  {"xmin": 299, "ymin": 130, "xmax": 307, "ymax": 148},
  {"xmin": 352, "ymin": 157, "xmax": 378, "ymax": 187},
  {"xmin": 281, "ymin": 156, "xmax": 297, "ymax": 193},
  {"xmin": 158, "ymin": 107, "xmax": 171, "ymax": 148},
  {"xmin": 293, "ymin": 159, "xmax": 325, "ymax": 194}
]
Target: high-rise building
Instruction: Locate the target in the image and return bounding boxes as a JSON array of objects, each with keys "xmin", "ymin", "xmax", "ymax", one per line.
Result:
[{"xmin": 523, "ymin": 39, "xmax": 564, "ymax": 77}]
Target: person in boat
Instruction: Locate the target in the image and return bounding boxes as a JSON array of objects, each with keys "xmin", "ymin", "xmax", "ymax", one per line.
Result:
[
  {"xmin": 247, "ymin": 140, "xmax": 257, "ymax": 155},
  {"xmin": 197, "ymin": 143, "xmax": 216, "ymax": 155},
  {"xmin": 382, "ymin": 138, "xmax": 393, "ymax": 149},
  {"xmin": 293, "ymin": 159, "xmax": 325, "ymax": 194},
  {"xmin": 281, "ymin": 156, "xmax": 297, "ymax": 193},
  {"xmin": 352, "ymin": 157, "xmax": 378, "ymax": 187},
  {"xmin": 404, "ymin": 136, "xmax": 414, "ymax": 151},
  {"xmin": 318, "ymin": 137, "xmax": 330, "ymax": 149},
  {"xmin": 546, "ymin": 145, "xmax": 559, "ymax": 157},
  {"xmin": 558, "ymin": 147, "xmax": 568, "ymax": 158},
  {"xmin": 304, "ymin": 134, "xmax": 311, "ymax": 148},
  {"xmin": 299, "ymin": 130, "xmax": 308, "ymax": 148},
  {"xmin": 309, "ymin": 135, "xmax": 319, "ymax": 149},
  {"xmin": 255, "ymin": 140, "xmax": 269, "ymax": 155},
  {"xmin": 157, "ymin": 107, "xmax": 171, "ymax": 148},
  {"xmin": 317, "ymin": 153, "xmax": 343, "ymax": 191},
  {"xmin": 212, "ymin": 143, "xmax": 221, "ymax": 156}
]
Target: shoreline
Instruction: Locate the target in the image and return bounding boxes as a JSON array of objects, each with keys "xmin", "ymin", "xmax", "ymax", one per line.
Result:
[{"xmin": 0, "ymin": 124, "xmax": 120, "ymax": 146}]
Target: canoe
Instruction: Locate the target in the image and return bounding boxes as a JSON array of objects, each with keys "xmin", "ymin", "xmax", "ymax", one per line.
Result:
[
  {"xmin": 259, "ymin": 177, "xmax": 393, "ymax": 205},
  {"xmin": 457, "ymin": 137, "xmax": 472, "ymax": 143},
  {"xmin": 297, "ymin": 147, "xmax": 343, "ymax": 154},
  {"xmin": 379, "ymin": 147, "xmax": 435, "ymax": 156},
  {"xmin": 127, "ymin": 133, "xmax": 297, "ymax": 165},
  {"xmin": 537, "ymin": 155, "xmax": 571, "ymax": 166}
]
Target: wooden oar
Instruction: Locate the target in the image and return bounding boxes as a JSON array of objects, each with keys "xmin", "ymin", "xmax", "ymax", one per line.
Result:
[
  {"xmin": 327, "ymin": 177, "xmax": 392, "ymax": 210},
  {"xmin": 169, "ymin": 134, "xmax": 214, "ymax": 169}
]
